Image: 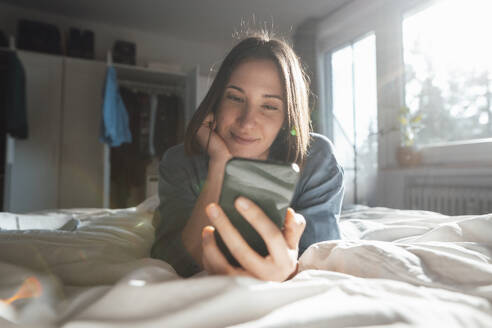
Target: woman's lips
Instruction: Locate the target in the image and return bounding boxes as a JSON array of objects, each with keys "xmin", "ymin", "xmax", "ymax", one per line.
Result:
[{"xmin": 231, "ymin": 132, "xmax": 258, "ymax": 145}]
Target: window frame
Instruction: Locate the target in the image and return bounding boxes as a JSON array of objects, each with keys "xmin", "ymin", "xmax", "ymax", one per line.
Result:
[
  {"xmin": 328, "ymin": 32, "xmax": 379, "ymax": 205},
  {"xmin": 400, "ymin": 1, "xmax": 492, "ymax": 165},
  {"xmin": 317, "ymin": 0, "xmax": 492, "ymax": 168}
]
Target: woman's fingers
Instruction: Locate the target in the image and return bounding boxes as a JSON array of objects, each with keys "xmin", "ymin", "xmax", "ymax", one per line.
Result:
[
  {"xmin": 201, "ymin": 225, "xmax": 251, "ymax": 277},
  {"xmin": 196, "ymin": 113, "xmax": 232, "ymax": 161},
  {"xmin": 234, "ymin": 197, "xmax": 291, "ymax": 265},
  {"xmin": 205, "ymin": 203, "xmax": 265, "ymax": 272},
  {"xmin": 199, "ymin": 113, "xmax": 214, "ymax": 127},
  {"xmin": 204, "ymin": 200, "xmax": 302, "ymax": 281},
  {"xmin": 201, "ymin": 226, "xmax": 233, "ymax": 274},
  {"xmin": 283, "ymin": 208, "xmax": 306, "ymax": 250},
  {"xmin": 233, "ymin": 198, "xmax": 302, "ymax": 281},
  {"xmin": 202, "ymin": 248, "xmax": 212, "ymax": 273},
  {"xmin": 201, "ymin": 226, "xmax": 216, "ymax": 273},
  {"xmin": 196, "ymin": 114, "xmax": 214, "ymax": 148}
]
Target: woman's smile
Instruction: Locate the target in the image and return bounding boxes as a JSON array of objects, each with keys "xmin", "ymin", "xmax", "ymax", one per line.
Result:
[{"xmin": 231, "ymin": 132, "xmax": 259, "ymax": 145}]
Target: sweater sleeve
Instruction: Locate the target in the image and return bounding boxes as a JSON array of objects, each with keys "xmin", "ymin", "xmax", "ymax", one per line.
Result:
[
  {"xmin": 150, "ymin": 146, "xmax": 203, "ymax": 277},
  {"xmin": 292, "ymin": 134, "xmax": 344, "ymax": 255}
]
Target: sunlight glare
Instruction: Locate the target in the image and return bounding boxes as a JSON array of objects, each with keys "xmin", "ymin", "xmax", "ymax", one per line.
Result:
[
  {"xmin": 404, "ymin": 0, "xmax": 492, "ymax": 86},
  {"xmin": 129, "ymin": 279, "xmax": 147, "ymax": 287}
]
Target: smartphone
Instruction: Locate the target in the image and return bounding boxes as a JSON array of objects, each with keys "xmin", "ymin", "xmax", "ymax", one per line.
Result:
[{"xmin": 214, "ymin": 157, "xmax": 300, "ymax": 266}]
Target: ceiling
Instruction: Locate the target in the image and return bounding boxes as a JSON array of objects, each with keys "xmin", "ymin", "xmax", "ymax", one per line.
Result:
[{"xmin": 0, "ymin": 0, "xmax": 353, "ymax": 47}]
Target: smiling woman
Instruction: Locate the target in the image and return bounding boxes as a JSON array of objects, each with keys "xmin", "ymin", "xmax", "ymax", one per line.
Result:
[
  {"xmin": 151, "ymin": 31, "xmax": 344, "ymax": 280},
  {"xmin": 214, "ymin": 59, "xmax": 286, "ymax": 160}
]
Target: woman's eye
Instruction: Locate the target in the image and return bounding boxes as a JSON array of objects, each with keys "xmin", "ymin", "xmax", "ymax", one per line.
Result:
[
  {"xmin": 226, "ymin": 94, "xmax": 244, "ymax": 103},
  {"xmin": 263, "ymin": 104, "xmax": 278, "ymax": 111}
]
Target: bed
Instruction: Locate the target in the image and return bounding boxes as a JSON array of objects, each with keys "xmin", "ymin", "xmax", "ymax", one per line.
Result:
[{"xmin": 1, "ymin": 197, "xmax": 491, "ymax": 328}]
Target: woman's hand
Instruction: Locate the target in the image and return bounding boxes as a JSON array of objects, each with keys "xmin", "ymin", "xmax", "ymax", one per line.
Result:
[
  {"xmin": 201, "ymin": 197, "xmax": 306, "ymax": 282},
  {"xmin": 196, "ymin": 113, "xmax": 232, "ymax": 163}
]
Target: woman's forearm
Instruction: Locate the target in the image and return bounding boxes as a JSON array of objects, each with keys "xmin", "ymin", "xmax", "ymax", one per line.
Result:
[{"xmin": 181, "ymin": 158, "xmax": 228, "ymax": 266}]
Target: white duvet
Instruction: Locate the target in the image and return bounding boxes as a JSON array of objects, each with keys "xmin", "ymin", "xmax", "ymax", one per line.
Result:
[{"xmin": 1, "ymin": 199, "xmax": 491, "ymax": 328}]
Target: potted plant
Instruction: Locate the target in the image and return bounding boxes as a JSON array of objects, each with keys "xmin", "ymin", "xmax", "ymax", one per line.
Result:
[{"xmin": 397, "ymin": 106, "xmax": 423, "ymax": 166}]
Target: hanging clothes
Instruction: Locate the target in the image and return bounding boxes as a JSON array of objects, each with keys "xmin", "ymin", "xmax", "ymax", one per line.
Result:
[
  {"xmin": 110, "ymin": 87, "xmax": 152, "ymax": 208},
  {"xmin": 0, "ymin": 50, "xmax": 28, "ymax": 139},
  {"xmin": 0, "ymin": 49, "xmax": 27, "ymax": 211},
  {"xmin": 99, "ymin": 66, "xmax": 132, "ymax": 147},
  {"xmin": 153, "ymin": 94, "xmax": 182, "ymax": 160},
  {"xmin": 135, "ymin": 92, "xmax": 152, "ymax": 158},
  {"xmin": 108, "ymin": 85, "xmax": 184, "ymax": 208},
  {"xmin": 148, "ymin": 94, "xmax": 158, "ymax": 157}
]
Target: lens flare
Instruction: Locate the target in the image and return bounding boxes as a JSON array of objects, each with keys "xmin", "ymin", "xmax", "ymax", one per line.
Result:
[{"xmin": 0, "ymin": 276, "xmax": 43, "ymax": 305}]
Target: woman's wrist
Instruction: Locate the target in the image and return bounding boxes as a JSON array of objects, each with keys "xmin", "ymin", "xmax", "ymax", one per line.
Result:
[
  {"xmin": 181, "ymin": 153, "xmax": 229, "ymax": 266},
  {"xmin": 208, "ymin": 152, "xmax": 232, "ymax": 173}
]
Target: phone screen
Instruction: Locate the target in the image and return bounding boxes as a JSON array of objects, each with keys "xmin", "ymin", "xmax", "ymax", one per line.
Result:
[{"xmin": 215, "ymin": 157, "xmax": 300, "ymax": 266}]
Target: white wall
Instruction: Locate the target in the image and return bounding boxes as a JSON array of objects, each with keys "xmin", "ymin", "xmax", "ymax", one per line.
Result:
[{"xmin": 0, "ymin": 1, "xmax": 220, "ymax": 95}]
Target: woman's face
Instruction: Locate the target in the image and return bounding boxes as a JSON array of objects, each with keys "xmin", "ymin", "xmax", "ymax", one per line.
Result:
[{"xmin": 215, "ymin": 59, "xmax": 286, "ymax": 160}]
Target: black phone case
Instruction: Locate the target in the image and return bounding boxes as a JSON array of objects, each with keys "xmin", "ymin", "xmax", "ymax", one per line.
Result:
[{"xmin": 215, "ymin": 157, "xmax": 300, "ymax": 266}]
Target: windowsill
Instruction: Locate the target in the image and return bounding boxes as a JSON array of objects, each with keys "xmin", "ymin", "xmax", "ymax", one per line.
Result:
[
  {"xmin": 382, "ymin": 138, "xmax": 492, "ymax": 171},
  {"xmin": 417, "ymin": 137, "xmax": 492, "ymax": 166},
  {"xmin": 419, "ymin": 137, "xmax": 492, "ymax": 149},
  {"xmin": 383, "ymin": 163, "xmax": 492, "ymax": 171}
]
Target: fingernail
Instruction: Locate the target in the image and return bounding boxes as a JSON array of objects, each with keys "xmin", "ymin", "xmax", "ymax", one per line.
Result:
[
  {"xmin": 236, "ymin": 197, "xmax": 249, "ymax": 210},
  {"xmin": 202, "ymin": 226, "xmax": 214, "ymax": 242},
  {"xmin": 207, "ymin": 203, "xmax": 219, "ymax": 218},
  {"xmin": 202, "ymin": 228, "xmax": 209, "ymax": 242},
  {"xmin": 295, "ymin": 213, "xmax": 306, "ymax": 226}
]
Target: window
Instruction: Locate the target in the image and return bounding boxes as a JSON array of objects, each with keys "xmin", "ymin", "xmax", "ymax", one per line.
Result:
[
  {"xmin": 330, "ymin": 33, "xmax": 378, "ymax": 205},
  {"xmin": 403, "ymin": 0, "xmax": 492, "ymax": 147}
]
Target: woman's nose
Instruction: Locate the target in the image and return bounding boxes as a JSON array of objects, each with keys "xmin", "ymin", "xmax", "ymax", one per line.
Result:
[{"xmin": 237, "ymin": 106, "xmax": 256, "ymax": 128}]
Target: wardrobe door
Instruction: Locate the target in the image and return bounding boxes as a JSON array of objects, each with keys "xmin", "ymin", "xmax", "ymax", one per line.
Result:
[
  {"xmin": 59, "ymin": 58, "xmax": 106, "ymax": 208},
  {"xmin": 4, "ymin": 51, "xmax": 63, "ymax": 212}
]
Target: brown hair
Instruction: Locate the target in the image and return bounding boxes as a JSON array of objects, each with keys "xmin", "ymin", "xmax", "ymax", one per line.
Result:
[{"xmin": 184, "ymin": 31, "xmax": 312, "ymax": 165}]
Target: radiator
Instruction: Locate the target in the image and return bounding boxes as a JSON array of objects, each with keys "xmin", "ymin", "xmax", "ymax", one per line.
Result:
[{"xmin": 404, "ymin": 175, "xmax": 492, "ymax": 216}]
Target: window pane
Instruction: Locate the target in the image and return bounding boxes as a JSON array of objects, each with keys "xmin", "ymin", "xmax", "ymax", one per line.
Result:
[
  {"xmin": 330, "ymin": 33, "xmax": 378, "ymax": 205},
  {"xmin": 332, "ymin": 45, "xmax": 355, "ymax": 170},
  {"xmin": 353, "ymin": 34, "xmax": 378, "ymax": 203},
  {"xmin": 403, "ymin": 0, "xmax": 492, "ymax": 146}
]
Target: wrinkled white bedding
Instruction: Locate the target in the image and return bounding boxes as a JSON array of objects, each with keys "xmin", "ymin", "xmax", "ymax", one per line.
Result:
[{"xmin": 0, "ymin": 200, "xmax": 491, "ymax": 328}]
